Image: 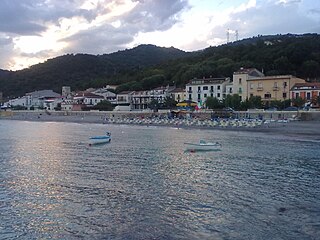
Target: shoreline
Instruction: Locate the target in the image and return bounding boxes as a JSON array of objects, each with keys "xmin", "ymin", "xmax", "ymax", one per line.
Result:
[{"xmin": 1, "ymin": 111, "xmax": 320, "ymax": 140}]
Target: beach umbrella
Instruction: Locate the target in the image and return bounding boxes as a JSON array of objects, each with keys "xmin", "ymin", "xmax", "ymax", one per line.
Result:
[{"xmin": 176, "ymin": 100, "xmax": 197, "ymax": 107}]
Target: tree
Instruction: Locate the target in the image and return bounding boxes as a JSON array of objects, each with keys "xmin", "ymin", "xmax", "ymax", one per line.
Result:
[
  {"xmin": 148, "ymin": 99, "xmax": 160, "ymax": 112},
  {"xmin": 205, "ymin": 97, "xmax": 222, "ymax": 109},
  {"xmin": 292, "ymin": 97, "xmax": 305, "ymax": 108},
  {"xmin": 224, "ymin": 94, "xmax": 241, "ymax": 110},
  {"xmin": 163, "ymin": 96, "xmax": 177, "ymax": 109},
  {"xmin": 92, "ymin": 100, "xmax": 114, "ymax": 111},
  {"xmin": 248, "ymin": 96, "xmax": 262, "ymax": 109}
]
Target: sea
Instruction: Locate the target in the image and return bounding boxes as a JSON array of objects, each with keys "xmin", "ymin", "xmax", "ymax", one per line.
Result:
[{"xmin": 0, "ymin": 120, "xmax": 319, "ymax": 240}]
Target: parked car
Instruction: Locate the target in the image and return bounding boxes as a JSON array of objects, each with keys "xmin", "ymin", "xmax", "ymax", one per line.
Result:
[
  {"xmin": 265, "ymin": 107, "xmax": 278, "ymax": 111},
  {"xmin": 284, "ymin": 106, "xmax": 298, "ymax": 111}
]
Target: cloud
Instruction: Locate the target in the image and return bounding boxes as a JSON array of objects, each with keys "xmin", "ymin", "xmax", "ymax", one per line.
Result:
[
  {"xmin": 62, "ymin": 0, "xmax": 189, "ymax": 54},
  {"xmin": 0, "ymin": 0, "xmax": 319, "ymax": 70}
]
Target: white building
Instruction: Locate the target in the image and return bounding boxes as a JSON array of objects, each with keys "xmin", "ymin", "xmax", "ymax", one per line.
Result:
[
  {"xmin": 9, "ymin": 90, "xmax": 61, "ymax": 110},
  {"xmin": 92, "ymin": 87, "xmax": 117, "ymax": 104},
  {"xmin": 116, "ymin": 91, "xmax": 134, "ymax": 110},
  {"xmin": 185, "ymin": 77, "xmax": 231, "ymax": 107},
  {"xmin": 73, "ymin": 91, "xmax": 105, "ymax": 107}
]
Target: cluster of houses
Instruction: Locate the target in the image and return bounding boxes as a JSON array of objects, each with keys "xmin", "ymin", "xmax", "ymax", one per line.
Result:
[{"xmin": 1, "ymin": 68, "xmax": 320, "ymax": 111}]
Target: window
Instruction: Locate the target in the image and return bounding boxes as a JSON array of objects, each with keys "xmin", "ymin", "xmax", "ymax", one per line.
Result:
[
  {"xmin": 250, "ymin": 93, "xmax": 254, "ymax": 97},
  {"xmin": 217, "ymin": 85, "xmax": 221, "ymax": 90},
  {"xmin": 258, "ymin": 82, "xmax": 263, "ymax": 89},
  {"xmin": 217, "ymin": 93, "xmax": 221, "ymax": 98},
  {"xmin": 203, "ymin": 86, "xmax": 208, "ymax": 90},
  {"xmin": 239, "ymin": 88, "xmax": 242, "ymax": 94},
  {"xmin": 204, "ymin": 94, "xmax": 207, "ymax": 98},
  {"xmin": 198, "ymin": 86, "xmax": 201, "ymax": 91},
  {"xmin": 210, "ymin": 86, "xmax": 214, "ymax": 92},
  {"xmin": 239, "ymin": 78, "xmax": 242, "ymax": 84},
  {"xmin": 295, "ymin": 93, "xmax": 299, "ymax": 98},
  {"xmin": 264, "ymin": 93, "xmax": 271, "ymax": 99},
  {"xmin": 307, "ymin": 92, "xmax": 311, "ymax": 100},
  {"xmin": 198, "ymin": 94, "xmax": 201, "ymax": 100},
  {"xmin": 250, "ymin": 83, "xmax": 254, "ymax": 89},
  {"xmin": 189, "ymin": 94, "xmax": 192, "ymax": 100},
  {"xmin": 211, "ymin": 93, "xmax": 213, "ymax": 97},
  {"xmin": 283, "ymin": 93, "xmax": 287, "ymax": 98},
  {"xmin": 283, "ymin": 82, "xmax": 287, "ymax": 87},
  {"xmin": 274, "ymin": 82, "xmax": 278, "ymax": 87}
]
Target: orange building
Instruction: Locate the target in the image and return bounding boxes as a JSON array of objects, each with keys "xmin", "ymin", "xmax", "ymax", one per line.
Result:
[{"xmin": 291, "ymin": 82, "xmax": 320, "ymax": 107}]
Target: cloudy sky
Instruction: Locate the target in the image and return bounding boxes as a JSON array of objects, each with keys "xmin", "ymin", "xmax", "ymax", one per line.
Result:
[{"xmin": 0, "ymin": 0, "xmax": 319, "ymax": 70}]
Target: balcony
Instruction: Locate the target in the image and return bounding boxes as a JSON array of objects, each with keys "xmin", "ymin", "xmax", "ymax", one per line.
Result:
[
  {"xmin": 187, "ymin": 90, "xmax": 192, "ymax": 93},
  {"xmin": 273, "ymin": 87, "xmax": 279, "ymax": 91},
  {"xmin": 257, "ymin": 87, "xmax": 263, "ymax": 91}
]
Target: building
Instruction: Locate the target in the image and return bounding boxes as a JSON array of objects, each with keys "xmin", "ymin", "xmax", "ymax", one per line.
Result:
[
  {"xmin": 62, "ymin": 86, "xmax": 71, "ymax": 98},
  {"xmin": 233, "ymin": 68, "xmax": 305, "ymax": 103},
  {"xmin": 9, "ymin": 89, "xmax": 61, "ymax": 110},
  {"xmin": 185, "ymin": 77, "xmax": 231, "ymax": 107},
  {"xmin": 116, "ymin": 91, "xmax": 134, "ymax": 110},
  {"xmin": 291, "ymin": 82, "xmax": 320, "ymax": 107},
  {"xmin": 73, "ymin": 91, "xmax": 104, "ymax": 107},
  {"xmin": 92, "ymin": 87, "xmax": 117, "ymax": 104},
  {"xmin": 232, "ymin": 68, "xmax": 265, "ymax": 101},
  {"xmin": 170, "ymin": 87, "xmax": 186, "ymax": 103}
]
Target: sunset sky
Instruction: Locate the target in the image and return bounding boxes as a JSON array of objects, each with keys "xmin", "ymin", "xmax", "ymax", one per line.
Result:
[{"xmin": 0, "ymin": 0, "xmax": 319, "ymax": 70}]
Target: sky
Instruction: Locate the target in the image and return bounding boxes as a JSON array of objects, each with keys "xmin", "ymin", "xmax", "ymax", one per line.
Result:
[{"xmin": 0, "ymin": 0, "xmax": 319, "ymax": 71}]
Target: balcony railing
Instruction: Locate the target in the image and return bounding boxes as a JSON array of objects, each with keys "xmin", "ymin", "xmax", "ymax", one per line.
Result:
[{"xmin": 257, "ymin": 87, "xmax": 263, "ymax": 91}]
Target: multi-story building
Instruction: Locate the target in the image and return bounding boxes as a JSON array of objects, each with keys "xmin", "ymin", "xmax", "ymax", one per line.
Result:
[
  {"xmin": 170, "ymin": 88, "xmax": 186, "ymax": 103},
  {"xmin": 185, "ymin": 77, "xmax": 231, "ymax": 107},
  {"xmin": 73, "ymin": 91, "xmax": 104, "ymax": 106},
  {"xmin": 291, "ymin": 82, "xmax": 320, "ymax": 107},
  {"xmin": 232, "ymin": 68, "xmax": 265, "ymax": 101},
  {"xmin": 116, "ymin": 91, "xmax": 134, "ymax": 110},
  {"xmin": 233, "ymin": 68, "xmax": 305, "ymax": 103}
]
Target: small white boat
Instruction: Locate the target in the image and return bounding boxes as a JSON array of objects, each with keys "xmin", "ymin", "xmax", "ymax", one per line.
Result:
[
  {"xmin": 89, "ymin": 132, "xmax": 111, "ymax": 146},
  {"xmin": 184, "ymin": 140, "xmax": 221, "ymax": 152}
]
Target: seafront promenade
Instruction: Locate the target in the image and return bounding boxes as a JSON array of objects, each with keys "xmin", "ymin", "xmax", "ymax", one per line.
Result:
[{"xmin": 1, "ymin": 109, "xmax": 320, "ymax": 140}]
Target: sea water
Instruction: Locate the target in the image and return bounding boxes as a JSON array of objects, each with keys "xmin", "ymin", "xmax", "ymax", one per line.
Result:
[{"xmin": 0, "ymin": 120, "xmax": 319, "ymax": 239}]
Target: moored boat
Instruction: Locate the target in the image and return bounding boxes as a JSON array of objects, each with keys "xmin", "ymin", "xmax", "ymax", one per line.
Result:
[
  {"xmin": 184, "ymin": 140, "xmax": 221, "ymax": 152},
  {"xmin": 89, "ymin": 132, "xmax": 111, "ymax": 146}
]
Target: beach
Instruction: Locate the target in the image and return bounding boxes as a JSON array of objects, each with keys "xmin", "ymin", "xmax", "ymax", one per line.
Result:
[{"xmin": 1, "ymin": 110, "xmax": 319, "ymax": 141}]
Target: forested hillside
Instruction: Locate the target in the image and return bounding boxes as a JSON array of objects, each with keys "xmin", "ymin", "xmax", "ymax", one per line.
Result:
[{"xmin": 1, "ymin": 33, "xmax": 319, "ymax": 98}]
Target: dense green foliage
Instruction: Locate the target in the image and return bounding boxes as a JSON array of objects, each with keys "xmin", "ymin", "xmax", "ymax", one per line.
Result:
[{"xmin": 1, "ymin": 34, "xmax": 320, "ymax": 99}]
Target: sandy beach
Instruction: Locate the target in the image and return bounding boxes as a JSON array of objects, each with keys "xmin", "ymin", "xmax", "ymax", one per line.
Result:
[{"xmin": 1, "ymin": 110, "xmax": 319, "ymax": 141}]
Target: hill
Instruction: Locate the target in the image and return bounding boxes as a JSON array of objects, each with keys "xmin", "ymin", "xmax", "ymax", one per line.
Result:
[
  {"xmin": 1, "ymin": 34, "xmax": 320, "ymax": 98},
  {"xmin": 0, "ymin": 45, "xmax": 190, "ymax": 97}
]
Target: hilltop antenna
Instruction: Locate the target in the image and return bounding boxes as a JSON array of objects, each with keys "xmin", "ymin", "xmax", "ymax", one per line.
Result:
[
  {"xmin": 235, "ymin": 30, "xmax": 239, "ymax": 41},
  {"xmin": 226, "ymin": 29, "xmax": 230, "ymax": 43}
]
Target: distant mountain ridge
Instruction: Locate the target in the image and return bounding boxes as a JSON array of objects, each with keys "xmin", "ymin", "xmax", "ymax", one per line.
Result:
[{"xmin": 1, "ymin": 33, "xmax": 320, "ymax": 98}]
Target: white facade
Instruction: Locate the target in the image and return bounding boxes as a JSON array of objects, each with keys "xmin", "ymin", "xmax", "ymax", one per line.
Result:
[
  {"xmin": 185, "ymin": 77, "xmax": 231, "ymax": 107},
  {"xmin": 93, "ymin": 87, "xmax": 117, "ymax": 104}
]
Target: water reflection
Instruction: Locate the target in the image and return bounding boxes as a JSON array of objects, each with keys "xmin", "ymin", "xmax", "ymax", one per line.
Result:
[{"xmin": 1, "ymin": 121, "xmax": 319, "ymax": 239}]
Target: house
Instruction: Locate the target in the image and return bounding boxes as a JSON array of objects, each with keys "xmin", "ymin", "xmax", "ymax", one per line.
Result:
[
  {"xmin": 233, "ymin": 68, "xmax": 306, "ymax": 103},
  {"xmin": 185, "ymin": 77, "xmax": 231, "ymax": 107},
  {"xmin": 131, "ymin": 86, "xmax": 174, "ymax": 110},
  {"xmin": 73, "ymin": 91, "xmax": 105, "ymax": 107},
  {"xmin": 291, "ymin": 82, "xmax": 320, "ymax": 108},
  {"xmin": 170, "ymin": 87, "xmax": 186, "ymax": 103},
  {"xmin": 92, "ymin": 87, "xmax": 117, "ymax": 104},
  {"xmin": 116, "ymin": 91, "xmax": 134, "ymax": 110}
]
